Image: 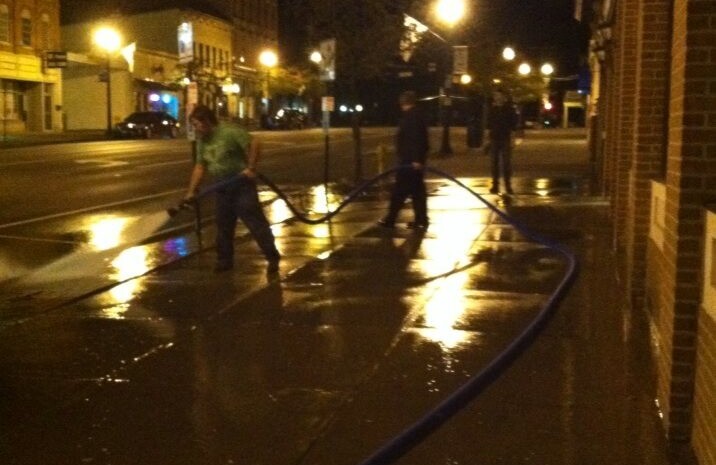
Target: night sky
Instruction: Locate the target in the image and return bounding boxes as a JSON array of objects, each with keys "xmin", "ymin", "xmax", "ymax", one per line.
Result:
[
  {"xmin": 276, "ymin": 0, "xmax": 590, "ymax": 75},
  {"xmin": 60, "ymin": 0, "xmax": 589, "ymax": 75}
]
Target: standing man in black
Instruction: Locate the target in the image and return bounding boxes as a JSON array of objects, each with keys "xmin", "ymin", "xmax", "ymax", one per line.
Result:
[
  {"xmin": 379, "ymin": 90, "xmax": 430, "ymax": 230},
  {"xmin": 487, "ymin": 88, "xmax": 518, "ymax": 194}
]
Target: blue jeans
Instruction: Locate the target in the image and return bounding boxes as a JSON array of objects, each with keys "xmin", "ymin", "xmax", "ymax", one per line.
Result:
[
  {"xmin": 214, "ymin": 178, "xmax": 279, "ymax": 266},
  {"xmin": 490, "ymin": 138, "xmax": 512, "ymax": 188},
  {"xmin": 383, "ymin": 167, "xmax": 428, "ymax": 226}
]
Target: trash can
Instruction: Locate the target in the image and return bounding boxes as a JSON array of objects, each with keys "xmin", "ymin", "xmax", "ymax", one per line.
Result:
[
  {"xmin": 466, "ymin": 95, "xmax": 485, "ymax": 149},
  {"xmin": 467, "ymin": 119, "xmax": 483, "ymax": 148}
]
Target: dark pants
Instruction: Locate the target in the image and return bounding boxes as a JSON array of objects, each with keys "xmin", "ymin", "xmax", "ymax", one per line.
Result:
[
  {"xmin": 384, "ymin": 167, "xmax": 428, "ymax": 225},
  {"xmin": 490, "ymin": 137, "xmax": 512, "ymax": 188},
  {"xmin": 214, "ymin": 178, "xmax": 279, "ymax": 266}
]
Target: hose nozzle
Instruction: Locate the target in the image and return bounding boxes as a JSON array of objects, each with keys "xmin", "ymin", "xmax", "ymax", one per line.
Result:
[{"xmin": 167, "ymin": 199, "xmax": 194, "ymax": 217}]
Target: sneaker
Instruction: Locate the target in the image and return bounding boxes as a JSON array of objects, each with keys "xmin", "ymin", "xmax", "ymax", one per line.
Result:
[
  {"xmin": 407, "ymin": 221, "xmax": 429, "ymax": 230},
  {"xmin": 267, "ymin": 257, "xmax": 280, "ymax": 274},
  {"xmin": 213, "ymin": 262, "xmax": 233, "ymax": 273},
  {"xmin": 377, "ymin": 219, "xmax": 395, "ymax": 228}
]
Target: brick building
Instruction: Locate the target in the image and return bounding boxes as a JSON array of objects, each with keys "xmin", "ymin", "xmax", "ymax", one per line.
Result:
[
  {"xmin": 0, "ymin": 0, "xmax": 63, "ymax": 134},
  {"xmin": 59, "ymin": 0, "xmax": 278, "ymax": 129},
  {"xmin": 588, "ymin": 0, "xmax": 716, "ymax": 463}
]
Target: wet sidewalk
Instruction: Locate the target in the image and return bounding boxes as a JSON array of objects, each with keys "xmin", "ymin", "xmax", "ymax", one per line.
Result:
[{"xmin": 0, "ymin": 134, "xmax": 671, "ymax": 465}]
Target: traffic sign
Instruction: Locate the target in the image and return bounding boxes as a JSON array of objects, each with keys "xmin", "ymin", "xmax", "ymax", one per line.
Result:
[{"xmin": 45, "ymin": 51, "xmax": 67, "ymax": 68}]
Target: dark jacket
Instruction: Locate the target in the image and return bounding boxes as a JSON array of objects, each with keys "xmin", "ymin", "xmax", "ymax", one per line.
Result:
[
  {"xmin": 395, "ymin": 106, "xmax": 429, "ymax": 165},
  {"xmin": 487, "ymin": 103, "xmax": 517, "ymax": 141}
]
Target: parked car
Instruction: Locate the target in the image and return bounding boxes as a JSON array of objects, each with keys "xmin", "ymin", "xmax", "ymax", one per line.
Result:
[
  {"xmin": 269, "ymin": 108, "xmax": 307, "ymax": 130},
  {"xmin": 114, "ymin": 111, "xmax": 180, "ymax": 139}
]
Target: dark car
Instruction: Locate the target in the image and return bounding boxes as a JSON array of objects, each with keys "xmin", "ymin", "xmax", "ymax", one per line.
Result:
[
  {"xmin": 269, "ymin": 108, "xmax": 307, "ymax": 130},
  {"xmin": 114, "ymin": 111, "xmax": 180, "ymax": 139}
]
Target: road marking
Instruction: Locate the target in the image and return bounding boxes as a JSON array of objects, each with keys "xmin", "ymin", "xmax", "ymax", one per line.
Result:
[
  {"xmin": 0, "ymin": 188, "xmax": 185, "ymax": 230},
  {"xmin": 75, "ymin": 159, "xmax": 129, "ymax": 168},
  {"xmin": 0, "ymin": 234, "xmax": 80, "ymax": 245}
]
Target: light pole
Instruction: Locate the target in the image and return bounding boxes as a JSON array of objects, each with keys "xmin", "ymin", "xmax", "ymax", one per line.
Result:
[
  {"xmin": 434, "ymin": 0, "xmax": 466, "ymax": 157},
  {"xmin": 258, "ymin": 49, "xmax": 277, "ymax": 128},
  {"xmin": 93, "ymin": 27, "xmax": 121, "ymax": 137}
]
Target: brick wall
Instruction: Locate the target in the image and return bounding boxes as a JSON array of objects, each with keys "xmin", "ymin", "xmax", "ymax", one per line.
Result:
[
  {"xmin": 645, "ymin": 234, "xmax": 675, "ymax": 423},
  {"xmin": 612, "ymin": 0, "xmax": 639, "ymax": 254},
  {"xmin": 624, "ymin": 0, "xmax": 671, "ymax": 311},
  {"xmin": 658, "ymin": 0, "xmax": 716, "ymax": 448},
  {"xmin": 693, "ymin": 311, "xmax": 716, "ymax": 465},
  {"xmin": 694, "ymin": 211, "xmax": 716, "ymax": 465}
]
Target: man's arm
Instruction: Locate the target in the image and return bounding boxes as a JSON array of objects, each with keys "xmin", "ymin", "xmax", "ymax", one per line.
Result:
[
  {"xmin": 185, "ymin": 163, "xmax": 205, "ymax": 200},
  {"xmin": 242, "ymin": 138, "xmax": 260, "ymax": 178}
]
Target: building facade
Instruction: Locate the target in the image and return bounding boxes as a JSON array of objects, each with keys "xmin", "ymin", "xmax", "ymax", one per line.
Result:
[
  {"xmin": 59, "ymin": 0, "xmax": 278, "ymax": 131},
  {"xmin": 588, "ymin": 0, "xmax": 716, "ymax": 463},
  {"xmin": 0, "ymin": 0, "xmax": 63, "ymax": 135}
]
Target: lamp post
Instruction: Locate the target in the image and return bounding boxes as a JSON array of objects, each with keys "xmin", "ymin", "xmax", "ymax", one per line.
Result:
[
  {"xmin": 434, "ymin": 0, "xmax": 466, "ymax": 157},
  {"xmin": 93, "ymin": 27, "xmax": 121, "ymax": 137},
  {"xmin": 258, "ymin": 49, "xmax": 277, "ymax": 128}
]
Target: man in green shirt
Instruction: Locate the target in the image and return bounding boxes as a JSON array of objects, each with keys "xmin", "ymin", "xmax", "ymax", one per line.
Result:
[{"xmin": 185, "ymin": 105, "xmax": 280, "ymax": 274}]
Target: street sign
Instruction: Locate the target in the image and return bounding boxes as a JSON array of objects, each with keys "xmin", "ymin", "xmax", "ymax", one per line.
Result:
[
  {"xmin": 321, "ymin": 96, "xmax": 335, "ymax": 112},
  {"xmin": 45, "ymin": 51, "xmax": 68, "ymax": 68},
  {"xmin": 453, "ymin": 46, "xmax": 468, "ymax": 75}
]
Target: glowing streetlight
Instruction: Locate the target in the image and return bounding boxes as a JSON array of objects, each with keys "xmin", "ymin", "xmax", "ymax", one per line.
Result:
[
  {"xmin": 309, "ymin": 50, "xmax": 322, "ymax": 64},
  {"xmin": 502, "ymin": 47, "xmax": 516, "ymax": 61},
  {"xmin": 435, "ymin": 0, "xmax": 465, "ymax": 25},
  {"xmin": 459, "ymin": 73, "xmax": 472, "ymax": 85},
  {"xmin": 94, "ymin": 27, "xmax": 121, "ymax": 53},
  {"xmin": 258, "ymin": 49, "xmax": 278, "ymax": 127},
  {"xmin": 93, "ymin": 26, "xmax": 121, "ymax": 137},
  {"xmin": 518, "ymin": 62, "xmax": 532, "ymax": 76},
  {"xmin": 258, "ymin": 49, "xmax": 278, "ymax": 68},
  {"xmin": 540, "ymin": 63, "xmax": 554, "ymax": 76}
]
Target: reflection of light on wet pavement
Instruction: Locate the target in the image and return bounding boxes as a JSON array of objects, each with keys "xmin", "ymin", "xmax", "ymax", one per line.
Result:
[
  {"xmin": 88, "ymin": 217, "xmax": 128, "ymax": 250},
  {"xmin": 87, "ymin": 212, "xmax": 170, "ymax": 251},
  {"xmin": 309, "ymin": 185, "xmax": 340, "ymax": 214},
  {"xmin": 103, "ymin": 247, "xmax": 150, "ymax": 314},
  {"xmin": 419, "ymin": 219, "xmax": 486, "ymax": 275},
  {"xmin": 267, "ymin": 198, "xmax": 293, "ymax": 223},
  {"xmin": 433, "ymin": 184, "xmax": 486, "ymax": 207},
  {"xmin": 416, "ymin": 273, "xmax": 474, "ymax": 351},
  {"xmin": 163, "ymin": 237, "xmax": 189, "ymax": 257},
  {"xmin": 534, "ymin": 178, "xmax": 551, "ymax": 197},
  {"xmin": 309, "ymin": 224, "xmax": 333, "ymax": 239}
]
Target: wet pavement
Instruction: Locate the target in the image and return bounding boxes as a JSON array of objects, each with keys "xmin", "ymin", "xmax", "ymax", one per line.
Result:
[{"xmin": 0, "ymin": 130, "xmax": 671, "ymax": 465}]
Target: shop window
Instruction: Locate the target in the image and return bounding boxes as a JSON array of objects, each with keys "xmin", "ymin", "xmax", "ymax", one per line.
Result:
[{"xmin": 1, "ymin": 81, "xmax": 25, "ymax": 121}]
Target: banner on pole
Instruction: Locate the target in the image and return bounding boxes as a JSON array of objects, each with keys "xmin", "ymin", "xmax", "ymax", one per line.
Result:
[{"xmin": 453, "ymin": 46, "xmax": 468, "ymax": 75}]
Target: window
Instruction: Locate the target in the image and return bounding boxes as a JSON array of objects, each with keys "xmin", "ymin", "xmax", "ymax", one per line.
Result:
[
  {"xmin": 1, "ymin": 80, "xmax": 25, "ymax": 121},
  {"xmin": 21, "ymin": 9, "xmax": 31, "ymax": 46},
  {"xmin": 40, "ymin": 14, "xmax": 50, "ymax": 50},
  {"xmin": 0, "ymin": 5, "xmax": 9, "ymax": 43}
]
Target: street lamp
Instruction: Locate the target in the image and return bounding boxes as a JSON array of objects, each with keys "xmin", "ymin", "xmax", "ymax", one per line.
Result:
[
  {"xmin": 309, "ymin": 50, "xmax": 322, "ymax": 64},
  {"xmin": 258, "ymin": 49, "xmax": 278, "ymax": 127},
  {"xmin": 93, "ymin": 26, "xmax": 121, "ymax": 137},
  {"xmin": 433, "ymin": 0, "xmax": 466, "ymax": 156},
  {"xmin": 518, "ymin": 62, "xmax": 532, "ymax": 76},
  {"xmin": 435, "ymin": 0, "xmax": 466, "ymax": 25},
  {"xmin": 502, "ymin": 47, "xmax": 516, "ymax": 61}
]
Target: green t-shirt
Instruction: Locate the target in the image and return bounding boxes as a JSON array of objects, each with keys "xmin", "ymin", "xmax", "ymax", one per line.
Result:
[{"xmin": 195, "ymin": 123, "xmax": 251, "ymax": 178}]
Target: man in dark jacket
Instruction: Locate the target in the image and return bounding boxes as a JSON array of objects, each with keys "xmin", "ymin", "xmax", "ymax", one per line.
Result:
[
  {"xmin": 487, "ymin": 88, "xmax": 518, "ymax": 194},
  {"xmin": 378, "ymin": 90, "xmax": 430, "ymax": 229}
]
